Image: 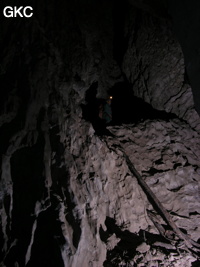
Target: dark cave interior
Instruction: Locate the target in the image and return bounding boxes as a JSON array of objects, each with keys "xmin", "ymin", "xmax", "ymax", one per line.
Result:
[
  {"xmin": 1, "ymin": 0, "xmax": 200, "ymax": 267},
  {"xmin": 82, "ymin": 80, "xmax": 177, "ymax": 134},
  {"xmin": 109, "ymin": 81, "xmax": 177, "ymax": 125}
]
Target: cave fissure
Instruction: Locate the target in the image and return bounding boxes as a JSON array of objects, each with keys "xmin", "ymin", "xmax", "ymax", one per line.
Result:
[
  {"xmin": 83, "ymin": 80, "xmax": 177, "ymax": 135},
  {"xmin": 49, "ymin": 123, "xmax": 82, "ymax": 250}
]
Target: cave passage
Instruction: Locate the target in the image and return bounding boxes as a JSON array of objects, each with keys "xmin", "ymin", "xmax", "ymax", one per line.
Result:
[
  {"xmin": 82, "ymin": 81, "xmax": 176, "ymax": 134},
  {"xmin": 109, "ymin": 82, "xmax": 177, "ymax": 125}
]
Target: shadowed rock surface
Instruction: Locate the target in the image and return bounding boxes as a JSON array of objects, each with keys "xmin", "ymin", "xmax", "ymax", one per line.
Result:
[{"xmin": 1, "ymin": 0, "xmax": 200, "ymax": 266}]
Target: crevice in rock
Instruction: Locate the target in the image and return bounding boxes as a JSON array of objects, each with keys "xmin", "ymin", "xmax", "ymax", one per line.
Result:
[
  {"xmin": 50, "ymin": 124, "xmax": 82, "ymax": 249},
  {"xmin": 25, "ymin": 204, "xmax": 65, "ymax": 267},
  {"xmin": 168, "ymin": 185, "xmax": 184, "ymax": 193},
  {"xmin": 170, "ymin": 211, "xmax": 189, "ymax": 219},
  {"xmin": 142, "ymin": 167, "xmax": 171, "ymax": 176},
  {"xmin": 6, "ymin": 135, "xmax": 45, "ymax": 266},
  {"xmin": 100, "ymin": 217, "xmax": 142, "ymax": 266}
]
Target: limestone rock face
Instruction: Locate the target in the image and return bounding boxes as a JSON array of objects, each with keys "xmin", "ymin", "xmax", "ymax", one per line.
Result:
[
  {"xmin": 122, "ymin": 9, "xmax": 200, "ymax": 131},
  {"xmin": 1, "ymin": 1, "xmax": 200, "ymax": 267},
  {"xmin": 109, "ymin": 119, "xmax": 200, "ymax": 237}
]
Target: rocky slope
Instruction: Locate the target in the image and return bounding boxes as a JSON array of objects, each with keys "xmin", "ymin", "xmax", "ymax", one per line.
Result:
[{"xmin": 1, "ymin": 1, "xmax": 200, "ymax": 266}]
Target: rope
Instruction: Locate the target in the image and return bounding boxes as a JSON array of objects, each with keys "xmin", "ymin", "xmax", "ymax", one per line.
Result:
[{"xmin": 102, "ymin": 134, "xmax": 200, "ymax": 256}]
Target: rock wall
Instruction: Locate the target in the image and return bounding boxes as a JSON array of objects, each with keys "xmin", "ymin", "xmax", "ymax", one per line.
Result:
[
  {"xmin": 122, "ymin": 7, "xmax": 200, "ymax": 131},
  {"xmin": 1, "ymin": 1, "xmax": 200, "ymax": 266}
]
